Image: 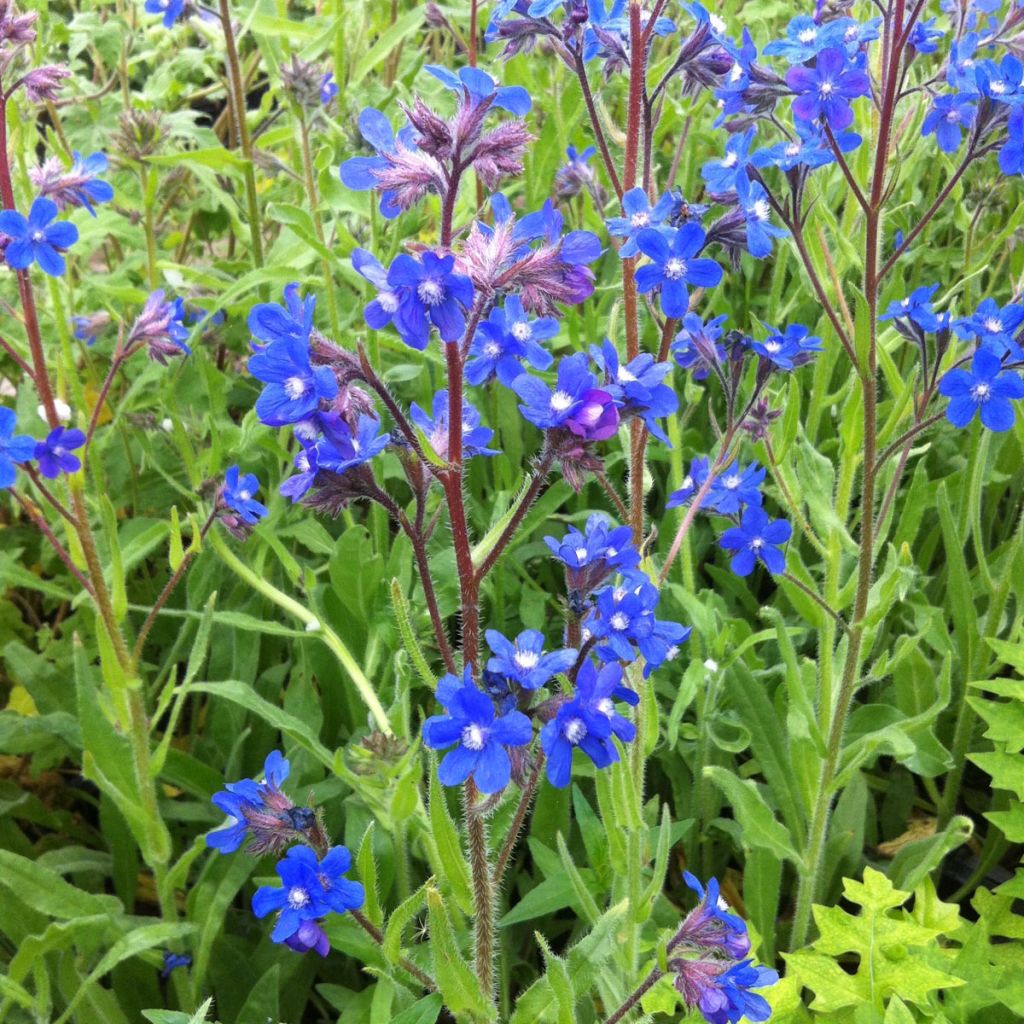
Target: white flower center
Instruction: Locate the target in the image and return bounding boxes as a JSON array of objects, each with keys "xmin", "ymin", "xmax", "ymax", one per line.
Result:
[
  {"xmin": 666, "ymin": 645, "xmax": 680, "ymax": 661},
  {"xmin": 296, "ymin": 452, "xmax": 310, "ymax": 472},
  {"xmin": 511, "ymin": 321, "xmax": 531, "ymax": 342},
  {"xmin": 352, "ymin": 438, "xmax": 361, "ymax": 453},
  {"xmin": 785, "ymin": 143, "xmax": 801, "ymax": 156},
  {"xmin": 288, "ymin": 886, "xmax": 310, "ymax": 908},
  {"xmin": 991, "ymin": 81, "xmax": 1006, "ymax": 94},
  {"xmin": 723, "ymin": 474, "xmax": 741, "ymax": 489},
  {"xmin": 284, "ymin": 376, "xmax": 308, "ymax": 400},
  {"xmin": 379, "ymin": 291, "xmax": 399, "ymax": 313},
  {"xmin": 752, "ymin": 199, "xmax": 770, "ymax": 221},
  {"xmin": 749, "ymin": 536, "xmax": 764, "ymax": 550},
  {"xmin": 237, "ymin": 489, "xmax": 251, "ymax": 501},
  {"xmin": 574, "ymin": 546, "xmax": 589, "ymax": 560},
  {"xmin": 681, "ymin": 474, "xmax": 693, "ymax": 489},
  {"xmin": 710, "ymin": 13, "xmax": 725, "ymax": 33},
  {"xmin": 484, "ymin": 342, "xmax": 501, "ymax": 358},
  {"xmin": 31, "ymin": 230, "xmax": 46, "ymax": 243},
  {"xmin": 985, "ymin": 317, "xmax": 1003, "ymax": 333},
  {"xmin": 550, "ymin": 390, "xmax": 574, "ymax": 412},
  {"xmin": 798, "ymin": 27, "xmax": 817, "ymax": 43},
  {"xmin": 819, "ymin": 80, "xmax": 834, "ymax": 96},
  {"xmin": 514, "ymin": 649, "xmax": 540, "ymax": 670},
  {"xmin": 461, "ymin": 723, "xmax": 488, "ymax": 751},
  {"xmin": 417, "ymin": 279, "xmax": 444, "ymax": 306},
  {"xmin": 564, "ymin": 717, "xmax": 587, "ymax": 744},
  {"xmin": 945, "ymin": 109, "xmax": 960, "ymax": 122},
  {"xmin": 610, "ymin": 612, "xmax": 630, "ymax": 631},
  {"xmin": 972, "ymin": 383, "xmax": 991, "ymax": 401},
  {"xmin": 664, "ymin": 257, "xmax": 686, "ymax": 280},
  {"xmin": 596, "ymin": 697, "xmax": 614, "ymax": 717},
  {"xmin": 764, "ymin": 340, "xmax": 781, "ymax": 353},
  {"xmin": 617, "ymin": 365, "xmax": 637, "ymax": 383},
  {"xmin": 844, "ymin": 25, "xmax": 858, "ymax": 42},
  {"xmin": 630, "ymin": 211, "xmax": 650, "ymax": 227},
  {"xmin": 722, "ymin": 152, "xmax": 738, "ymax": 168}
]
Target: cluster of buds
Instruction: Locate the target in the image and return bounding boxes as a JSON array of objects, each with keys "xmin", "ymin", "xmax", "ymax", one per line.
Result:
[{"xmin": 279, "ymin": 54, "xmax": 336, "ymax": 110}]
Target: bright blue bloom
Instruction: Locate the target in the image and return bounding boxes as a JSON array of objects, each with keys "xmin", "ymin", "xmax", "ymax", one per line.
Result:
[
  {"xmin": 953, "ymin": 298, "xmax": 1024, "ymax": 358},
  {"xmin": 351, "ymin": 248, "xmax": 404, "ymax": 331},
  {"xmin": 316, "ymin": 414, "xmax": 391, "ymax": 473},
  {"xmin": 512, "ymin": 352, "xmax": 599, "ymax": 431},
  {"xmin": 606, "ymin": 188, "xmax": 675, "ymax": 259},
  {"xmin": 0, "ymin": 408, "xmax": 35, "ymax": 490},
  {"xmin": 423, "ymin": 667, "xmax": 533, "ymax": 793},
  {"xmin": 339, "ymin": 108, "xmax": 419, "ymax": 219},
  {"xmin": 466, "ymin": 296, "xmax": 556, "ymax": 386},
  {"xmin": 976, "ymin": 54, "xmax": 1024, "ymax": 103},
  {"xmin": 0, "ymin": 197, "xmax": 78, "ymax": 277},
  {"xmin": 680, "ymin": 873, "xmax": 751, "ymax": 958},
  {"xmin": 763, "ymin": 15, "xmax": 850, "ymax": 64},
  {"xmin": 248, "ymin": 292, "xmax": 338, "ymax": 427},
  {"xmin": 667, "ymin": 456, "xmax": 710, "ymax": 510},
  {"xmin": 701, "ymin": 129, "xmax": 756, "ymax": 195},
  {"xmin": 540, "ymin": 659, "xmax": 636, "ymax": 788},
  {"xmin": 280, "ymin": 442, "xmax": 318, "ymax": 502},
  {"xmin": 719, "ymin": 507, "xmax": 791, "ymax": 576},
  {"xmin": 908, "ymin": 17, "xmax": 943, "ymax": 53},
  {"xmin": 207, "ymin": 751, "xmax": 291, "ymax": 854},
  {"xmin": 34, "ymin": 426, "xmax": 85, "ymax": 479},
  {"xmin": 749, "ymin": 323, "xmax": 822, "ymax": 370},
  {"xmin": 580, "ymin": 0, "xmax": 675, "ymax": 62},
  {"xmin": 252, "ymin": 845, "xmax": 363, "ymax": 955},
  {"xmin": 41, "ymin": 152, "xmax": 114, "ymax": 216},
  {"xmin": 485, "ymin": 629, "xmax": 576, "ymax": 690},
  {"xmin": 939, "ymin": 349, "xmax": 1024, "ymax": 432},
  {"xmin": 922, "ymin": 95, "xmax": 977, "ymax": 154},
  {"xmin": 947, "ymin": 33, "xmax": 982, "ymax": 92},
  {"xmin": 590, "ymin": 339, "xmax": 678, "ymax": 444},
  {"xmin": 707, "ymin": 460, "xmax": 765, "ymax": 515},
  {"xmin": 161, "ymin": 952, "xmax": 191, "ymax": 978},
  {"xmin": 544, "ymin": 513, "xmax": 639, "ymax": 594},
  {"xmin": 636, "ymin": 224, "xmax": 722, "ymax": 318},
  {"xmin": 752, "ymin": 119, "xmax": 860, "ymax": 171},
  {"xmin": 839, "ymin": 18, "xmax": 881, "ymax": 55},
  {"xmin": 424, "ymin": 64, "xmax": 531, "ymax": 116},
  {"xmin": 714, "ymin": 27, "xmax": 758, "ymax": 121},
  {"xmin": 387, "ymin": 251, "xmax": 474, "ymax": 348},
  {"xmin": 787, "ymin": 47, "xmax": 871, "ymax": 132},
  {"xmin": 320, "ymin": 72, "xmax": 338, "ymax": 105},
  {"xmin": 673, "ymin": 957, "xmax": 778, "ymax": 1024},
  {"xmin": 1000, "ymin": 107, "xmax": 1024, "ymax": 175},
  {"xmin": 735, "ymin": 173, "xmax": 788, "ymax": 259},
  {"xmin": 410, "ymin": 390, "xmax": 497, "ymax": 460},
  {"xmin": 672, "ymin": 314, "xmax": 728, "ymax": 380},
  {"xmin": 144, "ymin": 0, "xmax": 185, "ymax": 27},
  {"xmin": 880, "ymin": 284, "xmax": 941, "ymax": 331},
  {"xmin": 222, "ymin": 466, "xmax": 268, "ymax": 525}
]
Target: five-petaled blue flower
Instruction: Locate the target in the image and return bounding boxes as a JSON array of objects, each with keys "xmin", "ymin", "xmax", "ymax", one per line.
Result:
[
  {"xmin": 207, "ymin": 750, "xmax": 292, "ymax": 854},
  {"xmin": 485, "ymin": 629, "xmax": 576, "ymax": 691},
  {"xmin": 388, "ymin": 251, "xmax": 474, "ymax": 349},
  {"xmin": 252, "ymin": 845, "xmax": 364, "ymax": 956},
  {"xmin": 707, "ymin": 460, "xmax": 765, "ymax": 515},
  {"xmin": 144, "ymin": 0, "xmax": 185, "ymax": 28},
  {"xmin": 680, "ymin": 873, "xmax": 751, "ymax": 959},
  {"xmin": 636, "ymin": 224, "xmax": 722, "ymax": 318},
  {"xmin": 953, "ymin": 298, "xmax": 1024, "ymax": 359},
  {"xmin": 315, "ymin": 414, "xmax": 391, "ymax": 474},
  {"xmin": 339, "ymin": 108, "xmax": 420, "ymax": 219},
  {"xmin": 0, "ymin": 197, "xmax": 78, "ymax": 277},
  {"xmin": 410, "ymin": 390, "xmax": 497, "ymax": 460},
  {"xmin": 921, "ymin": 95, "xmax": 977, "ymax": 154},
  {"xmin": 544, "ymin": 513, "xmax": 639, "ymax": 595},
  {"xmin": 908, "ymin": 17, "xmax": 943, "ymax": 53},
  {"xmin": 672, "ymin": 314, "xmax": 728, "ymax": 380},
  {"xmin": 667, "ymin": 456, "xmax": 711, "ymax": 510},
  {"xmin": 423, "ymin": 667, "xmax": 533, "ymax": 793},
  {"xmin": 34, "ymin": 426, "xmax": 85, "ymax": 479},
  {"xmin": 424, "ymin": 64, "xmax": 531, "ymax": 116},
  {"xmin": 0, "ymin": 408, "xmax": 35, "ymax": 490},
  {"xmin": 222, "ymin": 466, "xmax": 268, "ymax": 524},
  {"xmin": 540, "ymin": 659, "xmax": 636, "ymax": 789},
  {"xmin": 880, "ymin": 284, "xmax": 941, "ymax": 332},
  {"xmin": 938, "ymin": 349, "xmax": 1024, "ymax": 432},
  {"xmin": 787, "ymin": 47, "xmax": 871, "ymax": 131},
  {"xmin": 719, "ymin": 507, "xmax": 792, "ymax": 576},
  {"xmin": 763, "ymin": 14, "xmax": 851, "ymax": 64},
  {"xmin": 672, "ymin": 956, "xmax": 778, "ymax": 1024},
  {"xmin": 606, "ymin": 188, "xmax": 675, "ymax": 258},
  {"xmin": 466, "ymin": 296, "xmax": 557, "ymax": 386},
  {"xmin": 701, "ymin": 129, "xmax": 756, "ymax": 195},
  {"xmin": 749, "ymin": 323, "xmax": 822, "ymax": 370},
  {"xmin": 735, "ymin": 173, "xmax": 788, "ymax": 259},
  {"xmin": 512, "ymin": 352, "xmax": 599, "ymax": 431},
  {"xmin": 38, "ymin": 152, "xmax": 115, "ymax": 216}
]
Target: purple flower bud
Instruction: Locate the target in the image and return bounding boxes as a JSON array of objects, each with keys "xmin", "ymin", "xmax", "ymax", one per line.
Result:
[
  {"xmin": 566, "ymin": 388, "xmax": 619, "ymax": 441},
  {"xmin": 21, "ymin": 64, "xmax": 70, "ymax": 102},
  {"xmin": 470, "ymin": 120, "xmax": 534, "ymax": 188},
  {"xmin": 127, "ymin": 291, "xmax": 191, "ymax": 364},
  {"xmin": 402, "ymin": 98, "xmax": 454, "ymax": 159}
]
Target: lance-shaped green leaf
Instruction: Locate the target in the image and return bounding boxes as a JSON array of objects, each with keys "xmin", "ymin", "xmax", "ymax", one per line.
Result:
[{"xmin": 425, "ymin": 886, "xmax": 494, "ymax": 1020}]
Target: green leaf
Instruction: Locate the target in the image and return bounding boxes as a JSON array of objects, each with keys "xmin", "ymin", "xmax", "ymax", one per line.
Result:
[
  {"xmin": 383, "ymin": 881, "xmax": 429, "ymax": 965},
  {"xmin": 703, "ymin": 767, "xmax": 801, "ymax": 865},
  {"xmin": 555, "ymin": 831, "xmax": 602, "ymax": 925},
  {"xmin": 426, "ymin": 885, "xmax": 494, "ymax": 1020},
  {"xmin": 427, "ymin": 766, "xmax": 474, "ymax": 915},
  {"xmin": 389, "ymin": 994, "xmax": 444, "ymax": 1024},
  {"xmin": 350, "ymin": 8, "xmax": 427, "ymax": 86},
  {"xmin": 0, "ymin": 850, "xmax": 121, "ymax": 921}
]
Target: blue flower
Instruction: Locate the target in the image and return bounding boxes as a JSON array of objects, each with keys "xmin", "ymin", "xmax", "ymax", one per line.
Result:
[
  {"xmin": 947, "ymin": 33, "xmax": 982, "ymax": 92},
  {"xmin": 908, "ymin": 17, "xmax": 943, "ymax": 53},
  {"xmin": 208, "ymin": 751, "xmax": 292, "ymax": 854},
  {"xmin": 636, "ymin": 224, "xmax": 722, "ymax": 318},
  {"xmin": 976, "ymin": 54, "xmax": 1024, "ymax": 103},
  {"xmin": 249, "ymin": 283, "xmax": 316, "ymax": 348},
  {"xmin": 680, "ymin": 873, "xmax": 751, "ymax": 958},
  {"xmin": 339, "ymin": 108, "xmax": 420, "ymax": 219},
  {"xmin": 222, "ymin": 466, "xmax": 268, "ymax": 525},
  {"xmin": 749, "ymin": 323, "xmax": 822, "ymax": 370},
  {"xmin": 752, "ymin": 119, "xmax": 861, "ymax": 171},
  {"xmin": 590, "ymin": 339, "xmax": 678, "ymax": 444},
  {"xmin": 316, "ymin": 414, "xmax": 391, "ymax": 473},
  {"xmin": 410, "ymin": 390, "xmax": 497, "ymax": 460},
  {"xmin": 719, "ymin": 507, "xmax": 791, "ymax": 576},
  {"xmin": 735, "ymin": 172, "xmax": 788, "ymax": 259},
  {"xmin": 606, "ymin": 187, "xmax": 676, "ymax": 258},
  {"xmin": 763, "ymin": 14, "xmax": 851, "ymax": 64},
  {"xmin": 1000, "ymin": 107, "xmax": 1024, "ymax": 175},
  {"xmin": 938, "ymin": 349, "xmax": 1024, "ymax": 432},
  {"xmin": 672, "ymin": 314, "xmax": 728, "ymax": 379},
  {"xmin": 540, "ymin": 659, "xmax": 636, "ymax": 788},
  {"xmin": 707, "ymin": 460, "xmax": 765, "ymax": 515},
  {"xmin": 953, "ymin": 298, "xmax": 1024, "ymax": 358},
  {"xmin": 544, "ymin": 513, "xmax": 639, "ymax": 594},
  {"xmin": 880, "ymin": 284, "xmax": 941, "ymax": 332},
  {"xmin": 423, "ymin": 667, "xmax": 533, "ymax": 793},
  {"xmin": 320, "ymin": 72, "xmax": 338, "ymax": 105},
  {"xmin": 160, "ymin": 952, "xmax": 192, "ymax": 978},
  {"xmin": 0, "ymin": 408, "xmax": 35, "ymax": 489},
  {"xmin": 921, "ymin": 95, "xmax": 977, "ymax": 154},
  {"xmin": 0, "ymin": 197, "xmax": 78, "ymax": 276},
  {"xmin": 787, "ymin": 47, "xmax": 871, "ymax": 131},
  {"xmin": 144, "ymin": 0, "xmax": 185, "ymax": 27},
  {"xmin": 388, "ymin": 251, "xmax": 474, "ymax": 348},
  {"xmin": 33, "ymin": 152, "xmax": 114, "ymax": 216},
  {"xmin": 701, "ymin": 128, "xmax": 756, "ymax": 195},
  {"xmin": 424, "ymin": 64, "xmax": 531, "ymax": 116},
  {"xmin": 485, "ymin": 629, "xmax": 577, "ymax": 690},
  {"xmin": 555, "ymin": 145, "xmax": 598, "ymax": 199},
  {"xmin": 667, "ymin": 456, "xmax": 710, "ymax": 510},
  {"xmin": 466, "ymin": 295, "xmax": 557, "ymax": 386},
  {"xmin": 351, "ymin": 248, "xmax": 403, "ymax": 331},
  {"xmin": 672, "ymin": 956, "xmax": 778, "ymax": 1024},
  {"xmin": 512, "ymin": 352, "xmax": 599, "ymax": 431},
  {"xmin": 280, "ymin": 442, "xmax": 319, "ymax": 502},
  {"xmin": 34, "ymin": 426, "xmax": 85, "ymax": 479},
  {"xmin": 252, "ymin": 845, "xmax": 363, "ymax": 955}
]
